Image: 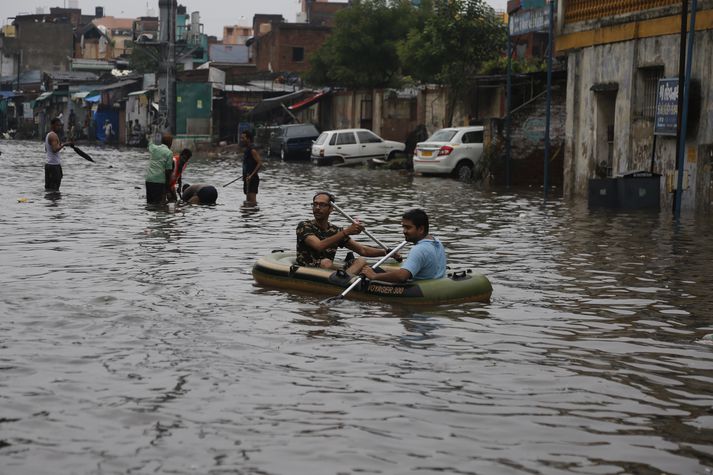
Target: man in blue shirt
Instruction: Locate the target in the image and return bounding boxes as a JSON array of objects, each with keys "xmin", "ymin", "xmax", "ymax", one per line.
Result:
[{"xmin": 362, "ymin": 208, "xmax": 446, "ymax": 282}]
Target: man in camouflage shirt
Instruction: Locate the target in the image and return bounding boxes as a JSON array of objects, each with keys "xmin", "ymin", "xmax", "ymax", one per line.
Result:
[{"xmin": 296, "ymin": 192, "xmax": 400, "ymax": 275}]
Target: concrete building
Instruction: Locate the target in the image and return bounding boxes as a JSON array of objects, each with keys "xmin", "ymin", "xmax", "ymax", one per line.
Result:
[
  {"xmin": 92, "ymin": 16, "xmax": 135, "ymax": 58},
  {"xmin": 557, "ymin": 0, "xmax": 713, "ymax": 213},
  {"xmin": 250, "ymin": 21, "xmax": 331, "ymax": 74},
  {"xmin": 223, "ymin": 25, "xmax": 252, "ymax": 45},
  {"xmin": 299, "ymin": 0, "xmax": 349, "ymax": 26},
  {"xmin": 12, "ymin": 12, "xmax": 76, "ymax": 72}
]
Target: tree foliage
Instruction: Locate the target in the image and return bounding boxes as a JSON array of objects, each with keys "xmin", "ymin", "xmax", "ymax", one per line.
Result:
[
  {"xmin": 128, "ymin": 43, "xmax": 161, "ymax": 74},
  {"xmin": 398, "ymin": 0, "xmax": 507, "ymax": 124},
  {"xmin": 304, "ymin": 0, "xmax": 418, "ymax": 89},
  {"xmin": 305, "ymin": 0, "xmax": 507, "ymax": 125}
]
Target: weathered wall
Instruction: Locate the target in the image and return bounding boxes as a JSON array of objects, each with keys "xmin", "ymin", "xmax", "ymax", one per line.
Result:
[
  {"xmin": 564, "ymin": 27, "xmax": 713, "ymax": 212},
  {"xmin": 254, "ymin": 26, "xmax": 330, "ymax": 73},
  {"xmin": 17, "ymin": 22, "xmax": 73, "ymax": 72}
]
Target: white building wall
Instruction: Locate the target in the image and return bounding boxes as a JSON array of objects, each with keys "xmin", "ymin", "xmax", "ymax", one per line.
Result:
[{"xmin": 565, "ymin": 28, "xmax": 713, "ymax": 213}]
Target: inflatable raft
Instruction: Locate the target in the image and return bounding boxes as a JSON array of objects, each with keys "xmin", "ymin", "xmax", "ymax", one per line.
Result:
[{"xmin": 252, "ymin": 250, "xmax": 492, "ymax": 304}]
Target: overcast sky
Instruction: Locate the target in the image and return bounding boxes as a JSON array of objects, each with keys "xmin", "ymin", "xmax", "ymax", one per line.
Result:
[{"xmin": 1, "ymin": 0, "xmax": 508, "ymax": 39}]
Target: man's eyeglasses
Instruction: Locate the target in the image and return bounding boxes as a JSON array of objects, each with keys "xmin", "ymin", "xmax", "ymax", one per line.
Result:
[{"xmin": 312, "ymin": 202, "xmax": 331, "ymax": 209}]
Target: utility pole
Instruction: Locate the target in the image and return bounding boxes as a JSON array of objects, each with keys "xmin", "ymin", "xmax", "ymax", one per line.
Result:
[
  {"xmin": 674, "ymin": 0, "xmax": 697, "ymax": 222},
  {"xmin": 505, "ymin": 14, "xmax": 512, "ymax": 190},
  {"xmin": 158, "ymin": 0, "xmax": 176, "ymax": 134},
  {"xmin": 543, "ymin": 0, "xmax": 555, "ymax": 200}
]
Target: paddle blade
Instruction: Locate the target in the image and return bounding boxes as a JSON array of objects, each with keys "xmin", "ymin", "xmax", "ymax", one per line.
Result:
[
  {"xmin": 319, "ymin": 295, "xmax": 344, "ymax": 306},
  {"xmin": 70, "ymin": 145, "xmax": 95, "ymax": 162}
]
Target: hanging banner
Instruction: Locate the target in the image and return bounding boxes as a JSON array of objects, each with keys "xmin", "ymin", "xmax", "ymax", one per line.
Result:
[{"xmin": 654, "ymin": 78, "xmax": 679, "ymax": 136}]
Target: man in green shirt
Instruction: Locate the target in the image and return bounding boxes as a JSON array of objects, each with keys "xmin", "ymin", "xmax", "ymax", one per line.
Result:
[{"xmin": 145, "ymin": 132, "xmax": 174, "ymax": 204}]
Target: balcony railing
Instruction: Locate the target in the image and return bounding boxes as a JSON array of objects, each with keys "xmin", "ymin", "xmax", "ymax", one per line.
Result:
[{"xmin": 564, "ymin": 0, "xmax": 680, "ymax": 24}]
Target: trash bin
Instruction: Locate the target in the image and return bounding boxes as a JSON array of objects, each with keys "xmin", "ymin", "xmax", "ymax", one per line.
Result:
[
  {"xmin": 588, "ymin": 178, "xmax": 618, "ymax": 208},
  {"xmin": 616, "ymin": 171, "xmax": 661, "ymax": 210}
]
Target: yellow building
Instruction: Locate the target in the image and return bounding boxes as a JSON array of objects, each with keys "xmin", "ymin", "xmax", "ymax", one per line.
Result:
[{"xmin": 556, "ymin": 0, "xmax": 713, "ymax": 213}]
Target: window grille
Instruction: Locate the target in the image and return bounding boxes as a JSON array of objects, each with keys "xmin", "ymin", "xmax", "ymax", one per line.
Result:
[{"xmin": 638, "ymin": 66, "xmax": 664, "ymax": 120}]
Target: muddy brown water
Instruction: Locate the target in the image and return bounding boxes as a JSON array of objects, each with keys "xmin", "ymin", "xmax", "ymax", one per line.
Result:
[{"xmin": 1, "ymin": 139, "xmax": 712, "ymax": 474}]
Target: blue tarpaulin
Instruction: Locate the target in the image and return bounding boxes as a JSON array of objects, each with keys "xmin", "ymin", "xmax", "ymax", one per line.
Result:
[{"xmin": 85, "ymin": 95, "xmax": 101, "ymax": 103}]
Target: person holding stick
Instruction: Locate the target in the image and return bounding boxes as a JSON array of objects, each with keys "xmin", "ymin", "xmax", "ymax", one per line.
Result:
[
  {"xmin": 44, "ymin": 117, "xmax": 71, "ymax": 191},
  {"xmin": 240, "ymin": 130, "xmax": 262, "ymax": 204},
  {"xmin": 296, "ymin": 192, "xmax": 401, "ymax": 277}
]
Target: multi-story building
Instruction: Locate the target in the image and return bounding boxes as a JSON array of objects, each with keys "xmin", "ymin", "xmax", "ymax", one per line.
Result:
[{"xmin": 556, "ymin": 0, "xmax": 713, "ymax": 213}]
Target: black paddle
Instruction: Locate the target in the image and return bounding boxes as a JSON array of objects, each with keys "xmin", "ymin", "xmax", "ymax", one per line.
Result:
[
  {"xmin": 320, "ymin": 240, "xmax": 408, "ymax": 305},
  {"xmin": 222, "ymin": 175, "xmax": 243, "ymax": 187},
  {"xmin": 67, "ymin": 144, "xmax": 95, "ymax": 163}
]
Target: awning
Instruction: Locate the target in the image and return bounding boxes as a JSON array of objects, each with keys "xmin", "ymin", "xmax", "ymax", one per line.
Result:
[
  {"xmin": 71, "ymin": 91, "xmax": 91, "ymax": 100},
  {"xmin": 127, "ymin": 89, "xmax": 150, "ymax": 96},
  {"xmin": 288, "ymin": 90, "xmax": 328, "ymax": 111},
  {"xmin": 85, "ymin": 94, "xmax": 101, "ymax": 102},
  {"xmin": 248, "ymin": 90, "xmax": 311, "ymax": 117},
  {"xmin": 0, "ymin": 91, "xmax": 16, "ymax": 99},
  {"xmin": 35, "ymin": 91, "xmax": 54, "ymax": 102}
]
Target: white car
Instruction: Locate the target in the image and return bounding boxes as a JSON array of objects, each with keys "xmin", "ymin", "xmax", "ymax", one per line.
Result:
[
  {"xmin": 311, "ymin": 128, "xmax": 405, "ymax": 166},
  {"xmin": 413, "ymin": 126, "xmax": 484, "ymax": 180}
]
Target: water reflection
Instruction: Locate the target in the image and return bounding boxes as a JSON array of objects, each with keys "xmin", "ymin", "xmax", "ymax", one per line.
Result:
[{"xmin": 1, "ymin": 140, "xmax": 712, "ymax": 474}]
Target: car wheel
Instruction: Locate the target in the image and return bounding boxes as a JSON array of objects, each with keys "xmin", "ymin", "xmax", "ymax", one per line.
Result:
[
  {"xmin": 387, "ymin": 150, "xmax": 398, "ymax": 161},
  {"xmin": 455, "ymin": 162, "xmax": 473, "ymax": 181},
  {"xmin": 280, "ymin": 146, "xmax": 286, "ymax": 161}
]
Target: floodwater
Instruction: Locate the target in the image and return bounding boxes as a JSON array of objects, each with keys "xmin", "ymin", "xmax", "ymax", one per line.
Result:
[{"xmin": 1, "ymin": 139, "xmax": 712, "ymax": 475}]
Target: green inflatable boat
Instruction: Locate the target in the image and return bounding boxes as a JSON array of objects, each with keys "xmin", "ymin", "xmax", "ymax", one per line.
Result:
[{"xmin": 252, "ymin": 250, "xmax": 492, "ymax": 304}]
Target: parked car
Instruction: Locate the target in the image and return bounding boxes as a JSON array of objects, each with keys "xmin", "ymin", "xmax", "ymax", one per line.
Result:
[
  {"xmin": 311, "ymin": 128, "xmax": 405, "ymax": 166},
  {"xmin": 413, "ymin": 126, "xmax": 484, "ymax": 180},
  {"xmin": 266, "ymin": 123, "xmax": 320, "ymax": 160}
]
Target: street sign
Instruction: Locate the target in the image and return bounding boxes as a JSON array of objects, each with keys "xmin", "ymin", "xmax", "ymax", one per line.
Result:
[
  {"xmin": 509, "ymin": 6, "xmax": 550, "ymax": 35},
  {"xmin": 654, "ymin": 78, "xmax": 679, "ymax": 136}
]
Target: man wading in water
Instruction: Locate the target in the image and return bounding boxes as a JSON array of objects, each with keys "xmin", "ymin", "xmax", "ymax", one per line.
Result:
[
  {"xmin": 45, "ymin": 117, "xmax": 71, "ymax": 191},
  {"xmin": 241, "ymin": 130, "xmax": 263, "ymax": 205}
]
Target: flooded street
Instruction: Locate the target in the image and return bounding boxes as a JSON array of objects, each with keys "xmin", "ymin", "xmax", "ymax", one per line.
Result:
[{"xmin": 1, "ymin": 139, "xmax": 712, "ymax": 474}]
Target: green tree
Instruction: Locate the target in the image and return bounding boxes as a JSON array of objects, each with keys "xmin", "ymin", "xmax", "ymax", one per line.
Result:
[
  {"xmin": 305, "ymin": 0, "xmax": 419, "ymax": 89},
  {"xmin": 128, "ymin": 43, "xmax": 161, "ymax": 74},
  {"xmin": 399, "ymin": 0, "xmax": 507, "ymax": 125}
]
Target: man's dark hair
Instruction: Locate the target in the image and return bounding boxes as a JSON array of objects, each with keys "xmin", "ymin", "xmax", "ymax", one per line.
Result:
[
  {"xmin": 242, "ymin": 129, "xmax": 254, "ymax": 141},
  {"xmin": 51, "ymin": 118, "xmax": 62, "ymax": 127},
  {"xmin": 313, "ymin": 191, "xmax": 335, "ymax": 203},
  {"xmin": 403, "ymin": 208, "xmax": 429, "ymax": 234},
  {"xmin": 197, "ymin": 185, "xmax": 218, "ymax": 204},
  {"xmin": 180, "ymin": 148, "xmax": 192, "ymax": 159}
]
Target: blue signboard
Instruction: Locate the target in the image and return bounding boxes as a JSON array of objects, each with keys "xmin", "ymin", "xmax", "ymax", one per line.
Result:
[
  {"xmin": 654, "ymin": 78, "xmax": 679, "ymax": 136},
  {"xmin": 509, "ymin": 6, "xmax": 551, "ymax": 35}
]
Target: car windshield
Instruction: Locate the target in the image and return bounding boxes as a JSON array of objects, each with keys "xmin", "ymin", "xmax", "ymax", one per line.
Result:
[
  {"xmin": 285, "ymin": 125, "xmax": 318, "ymax": 138},
  {"xmin": 314, "ymin": 132, "xmax": 328, "ymax": 145},
  {"xmin": 428, "ymin": 129, "xmax": 458, "ymax": 142}
]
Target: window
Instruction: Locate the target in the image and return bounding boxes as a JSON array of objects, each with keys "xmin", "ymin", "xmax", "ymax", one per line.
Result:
[
  {"xmin": 462, "ymin": 131, "xmax": 483, "ymax": 144},
  {"xmin": 292, "ymin": 47, "xmax": 304, "ymax": 62},
  {"xmin": 336, "ymin": 132, "xmax": 356, "ymax": 145},
  {"xmin": 285, "ymin": 125, "xmax": 318, "ymax": 137},
  {"xmin": 428, "ymin": 129, "xmax": 457, "ymax": 142},
  {"xmin": 314, "ymin": 132, "xmax": 328, "ymax": 145},
  {"xmin": 637, "ymin": 66, "xmax": 664, "ymax": 120},
  {"xmin": 356, "ymin": 131, "xmax": 382, "ymax": 143},
  {"xmin": 329, "ymin": 133, "xmax": 338, "ymax": 145}
]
